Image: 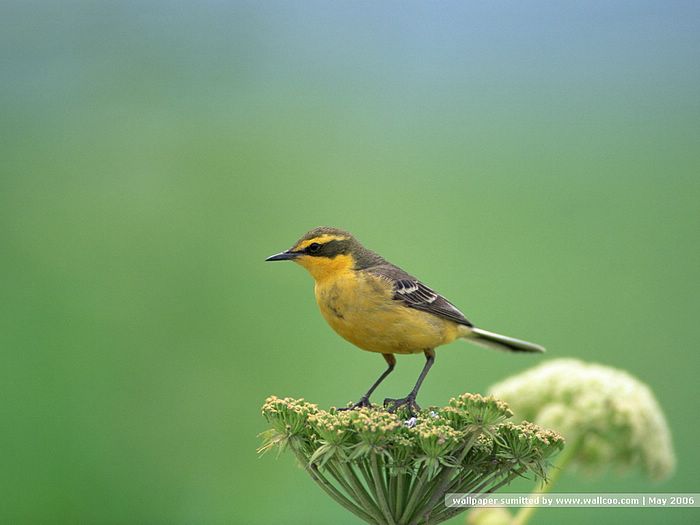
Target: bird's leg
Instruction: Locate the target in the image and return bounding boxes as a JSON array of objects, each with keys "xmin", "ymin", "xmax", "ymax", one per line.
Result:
[
  {"xmin": 384, "ymin": 349, "xmax": 435, "ymax": 416},
  {"xmin": 338, "ymin": 354, "xmax": 396, "ymax": 410}
]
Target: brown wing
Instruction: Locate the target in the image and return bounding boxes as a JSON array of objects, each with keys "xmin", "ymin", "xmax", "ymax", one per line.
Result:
[{"xmin": 367, "ymin": 264, "xmax": 473, "ymax": 327}]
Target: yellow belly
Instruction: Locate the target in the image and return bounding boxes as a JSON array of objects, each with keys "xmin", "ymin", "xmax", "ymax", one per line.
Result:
[{"xmin": 314, "ymin": 271, "xmax": 460, "ymax": 354}]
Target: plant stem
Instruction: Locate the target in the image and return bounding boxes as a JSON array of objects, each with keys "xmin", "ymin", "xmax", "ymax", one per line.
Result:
[
  {"xmin": 370, "ymin": 453, "xmax": 396, "ymax": 524},
  {"xmin": 388, "ymin": 470, "xmax": 398, "ymax": 517},
  {"xmin": 326, "ymin": 460, "xmax": 365, "ymax": 507},
  {"xmin": 447, "ymin": 469, "xmax": 479, "ymax": 494},
  {"xmin": 409, "ymin": 433, "xmax": 479, "ymax": 524},
  {"xmin": 511, "ymin": 438, "xmax": 580, "ymax": 525},
  {"xmin": 339, "ymin": 461, "xmax": 385, "ymax": 524},
  {"xmin": 485, "ymin": 467, "xmax": 527, "ymax": 495},
  {"xmin": 291, "ymin": 449, "xmax": 376, "ymax": 524},
  {"xmin": 429, "ymin": 467, "xmax": 526, "ymax": 525},
  {"xmin": 470, "ymin": 466, "xmax": 512, "ymax": 496},
  {"xmin": 395, "ymin": 471, "xmax": 407, "ymax": 519},
  {"xmin": 398, "ymin": 467, "xmax": 430, "ymax": 524}
]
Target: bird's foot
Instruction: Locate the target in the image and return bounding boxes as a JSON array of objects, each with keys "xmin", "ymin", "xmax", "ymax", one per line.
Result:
[
  {"xmin": 337, "ymin": 396, "xmax": 371, "ymax": 411},
  {"xmin": 384, "ymin": 394, "xmax": 420, "ymax": 416}
]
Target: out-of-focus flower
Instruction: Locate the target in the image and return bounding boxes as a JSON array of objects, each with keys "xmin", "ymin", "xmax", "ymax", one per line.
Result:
[
  {"xmin": 259, "ymin": 394, "xmax": 564, "ymax": 525},
  {"xmin": 489, "ymin": 358, "xmax": 675, "ymax": 481}
]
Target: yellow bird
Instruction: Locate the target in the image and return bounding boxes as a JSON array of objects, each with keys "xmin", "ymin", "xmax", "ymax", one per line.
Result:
[{"xmin": 266, "ymin": 226, "xmax": 544, "ymax": 414}]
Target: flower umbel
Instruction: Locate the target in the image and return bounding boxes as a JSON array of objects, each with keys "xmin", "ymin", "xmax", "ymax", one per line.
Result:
[
  {"xmin": 489, "ymin": 358, "xmax": 675, "ymax": 480},
  {"xmin": 259, "ymin": 395, "xmax": 319, "ymax": 457},
  {"xmin": 259, "ymin": 394, "xmax": 563, "ymax": 525}
]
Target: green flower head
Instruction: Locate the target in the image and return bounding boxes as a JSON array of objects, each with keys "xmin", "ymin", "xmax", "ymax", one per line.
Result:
[
  {"xmin": 444, "ymin": 393, "xmax": 513, "ymax": 430},
  {"xmin": 261, "ymin": 395, "xmax": 318, "ymax": 437},
  {"xmin": 413, "ymin": 419, "xmax": 463, "ymax": 459},
  {"xmin": 260, "ymin": 394, "xmax": 564, "ymax": 525},
  {"xmin": 490, "ymin": 359, "xmax": 675, "ymax": 480}
]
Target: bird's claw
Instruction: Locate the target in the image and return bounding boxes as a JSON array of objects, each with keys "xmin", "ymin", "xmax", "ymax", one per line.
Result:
[
  {"xmin": 337, "ymin": 396, "xmax": 371, "ymax": 411},
  {"xmin": 383, "ymin": 395, "xmax": 420, "ymax": 416}
]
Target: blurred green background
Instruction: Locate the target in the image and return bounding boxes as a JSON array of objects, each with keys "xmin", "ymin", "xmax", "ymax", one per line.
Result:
[{"xmin": 2, "ymin": 1, "xmax": 699, "ymax": 523}]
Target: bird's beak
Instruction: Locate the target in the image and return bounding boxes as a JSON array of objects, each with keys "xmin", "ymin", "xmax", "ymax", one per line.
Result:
[{"xmin": 265, "ymin": 250, "xmax": 300, "ymax": 262}]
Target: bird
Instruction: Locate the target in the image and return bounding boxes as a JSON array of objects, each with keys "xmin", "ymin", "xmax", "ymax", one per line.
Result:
[{"xmin": 266, "ymin": 226, "xmax": 544, "ymax": 414}]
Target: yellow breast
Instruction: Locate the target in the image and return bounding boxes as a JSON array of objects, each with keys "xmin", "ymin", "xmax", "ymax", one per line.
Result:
[{"xmin": 314, "ymin": 270, "xmax": 460, "ymax": 354}]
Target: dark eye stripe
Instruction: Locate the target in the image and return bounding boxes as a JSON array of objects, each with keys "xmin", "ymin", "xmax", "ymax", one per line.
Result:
[{"xmin": 302, "ymin": 239, "xmax": 351, "ymax": 258}]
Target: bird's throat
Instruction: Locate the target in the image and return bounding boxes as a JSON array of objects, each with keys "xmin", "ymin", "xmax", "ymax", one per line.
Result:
[{"xmin": 295, "ymin": 253, "xmax": 355, "ymax": 283}]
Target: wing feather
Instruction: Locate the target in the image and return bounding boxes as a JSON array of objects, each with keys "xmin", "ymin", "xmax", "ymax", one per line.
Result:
[{"xmin": 367, "ymin": 265, "xmax": 472, "ymax": 326}]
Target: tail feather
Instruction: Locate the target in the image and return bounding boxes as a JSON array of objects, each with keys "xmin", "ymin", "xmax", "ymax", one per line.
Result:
[{"xmin": 462, "ymin": 327, "xmax": 545, "ymax": 353}]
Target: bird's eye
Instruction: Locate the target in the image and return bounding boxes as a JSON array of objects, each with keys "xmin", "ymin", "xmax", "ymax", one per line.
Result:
[{"xmin": 307, "ymin": 242, "xmax": 321, "ymax": 253}]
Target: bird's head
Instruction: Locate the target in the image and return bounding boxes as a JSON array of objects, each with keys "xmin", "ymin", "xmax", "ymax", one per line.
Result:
[{"xmin": 266, "ymin": 226, "xmax": 382, "ymax": 281}]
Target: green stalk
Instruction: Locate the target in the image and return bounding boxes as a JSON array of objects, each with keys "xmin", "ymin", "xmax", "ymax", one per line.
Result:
[
  {"xmin": 409, "ymin": 433, "xmax": 479, "ymax": 524},
  {"xmin": 359, "ymin": 457, "xmax": 374, "ymax": 485},
  {"xmin": 429, "ymin": 468, "xmax": 526, "ymax": 525},
  {"xmin": 339, "ymin": 461, "xmax": 385, "ymax": 524},
  {"xmin": 455, "ymin": 471, "xmax": 488, "ymax": 494},
  {"xmin": 388, "ymin": 469, "xmax": 398, "ymax": 517},
  {"xmin": 407, "ymin": 476, "xmax": 440, "ymax": 525},
  {"xmin": 426, "ymin": 468, "xmax": 509, "ymax": 524},
  {"xmin": 395, "ymin": 471, "xmax": 407, "ymax": 519},
  {"xmin": 484, "ymin": 466, "xmax": 527, "ymax": 495},
  {"xmin": 511, "ymin": 437, "xmax": 580, "ymax": 525},
  {"xmin": 370, "ymin": 452, "xmax": 396, "ymax": 524},
  {"xmin": 326, "ymin": 460, "xmax": 366, "ymax": 508},
  {"xmin": 379, "ymin": 453, "xmax": 392, "ymax": 508},
  {"xmin": 398, "ymin": 468, "xmax": 430, "ymax": 524},
  {"xmin": 446, "ymin": 469, "xmax": 479, "ymax": 494},
  {"xmin": 469, "ymin": 467, "xmax": 512, "ymax": 495},
  {"xmin": 358, "ymin": 459, "xmax": 377, "ymax": 493},
  {"xmin": 292, "ymin": 449, "xmax": 376, "ymax": 524}
]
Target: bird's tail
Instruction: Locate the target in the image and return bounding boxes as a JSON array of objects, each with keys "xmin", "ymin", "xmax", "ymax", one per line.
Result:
[{"xmin": 459, "ymin": 326, "xmax": 545, "ymax": 353}]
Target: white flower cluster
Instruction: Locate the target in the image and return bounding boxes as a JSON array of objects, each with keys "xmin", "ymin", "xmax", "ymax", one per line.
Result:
[{"xmin": 489, "ymin": 358, "xmax": 675, "ymax": 481}]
